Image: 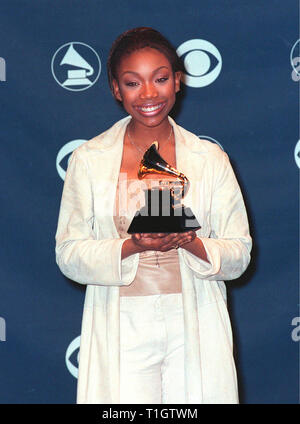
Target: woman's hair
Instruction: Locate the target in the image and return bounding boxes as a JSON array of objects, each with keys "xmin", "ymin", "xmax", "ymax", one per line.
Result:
[{"xmin": 107, "ymin": 27, "xmax": 184, "ymax": 94}]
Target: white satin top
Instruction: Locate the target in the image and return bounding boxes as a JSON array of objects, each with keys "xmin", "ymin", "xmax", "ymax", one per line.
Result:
[{"xmin": 113, "ymin": 178, "xmax": 182, "ymax": 296}]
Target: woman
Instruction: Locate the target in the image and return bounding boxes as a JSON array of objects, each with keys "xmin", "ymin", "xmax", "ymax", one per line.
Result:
[{"xmin": 55, "ymin": 27, "xmax": 252, "ymax": 404}]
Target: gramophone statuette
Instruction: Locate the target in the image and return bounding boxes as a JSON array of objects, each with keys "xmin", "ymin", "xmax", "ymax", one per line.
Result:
[{"xmin": 127, "ymin": 142, "xmax": 201, "ymax": 233}]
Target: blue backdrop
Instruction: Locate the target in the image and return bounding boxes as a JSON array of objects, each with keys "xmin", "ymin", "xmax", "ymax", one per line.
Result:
[{"xmin": 0, "ymin": 0, "xmax": 298, "ymax": 404}]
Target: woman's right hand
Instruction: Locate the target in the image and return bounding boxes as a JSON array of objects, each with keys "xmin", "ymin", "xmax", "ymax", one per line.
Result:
[{"xmin": 131, "ymin": 231, "xmax": 196, "ymax": 252}]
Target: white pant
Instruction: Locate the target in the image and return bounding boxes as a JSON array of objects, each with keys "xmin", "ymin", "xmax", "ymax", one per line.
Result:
[{"xmin": 119, "ymin": 293, "xmax": 185, "ymax": 404}]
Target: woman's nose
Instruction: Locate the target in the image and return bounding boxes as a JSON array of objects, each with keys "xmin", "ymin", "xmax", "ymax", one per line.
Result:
[{"xmin": 140, "ymin": 82, "xmax": 158, "ymax": 99}]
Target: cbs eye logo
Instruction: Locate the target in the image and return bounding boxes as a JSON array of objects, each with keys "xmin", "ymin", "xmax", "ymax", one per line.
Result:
[
  {"xmin": 177, "ymin": 39, "xmax": 222, "ymax": 88},
  {"xmin": 56, "ymin": 139, "xmax": 87, "ymax": 180},
  {"xmin": 198, "ymin": 135, "xmax": 224, "ymax": 151},
  {"xmin": 65, "ymin": 335, "xmax": 80, "ymax": 379},
  {"xmin": 294, "ymin": 140, "xmax": 300, "ymax": 168}
]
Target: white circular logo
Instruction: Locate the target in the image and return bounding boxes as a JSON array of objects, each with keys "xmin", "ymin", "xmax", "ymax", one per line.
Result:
[
  {"xmin": 56, "ymin": 139, "xmax": 87, "ymax": 180},
  {"xmin": 290, "ymin": 39, "xmax": 300, "ymax": 82},
  {"xmin": 51, "ymin": 42, "xmax": 101, "ymax": 91},
  {"xmin": 198, "ymin": 135, "xmax": 224, "ymax": 151},
  {"xmin": 294, "ymin": 140, "xmax": 300, "ymax": 168},
  {"xmin": 177, "ymin": 39, "xmax": 222, "ymax": 88},
  {"xmin": 65, "ymin": 335, "xmax": 80, "ymax": 379}
]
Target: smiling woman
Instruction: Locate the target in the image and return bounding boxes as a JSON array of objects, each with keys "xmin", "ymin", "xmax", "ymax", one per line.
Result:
[
  {"xmin": 55, "ymin": 27, "xmax": 252, "ymax": 404},
  {"xmin": 112, "ymin": 48, "xmax": 181, "ymax": 136}
]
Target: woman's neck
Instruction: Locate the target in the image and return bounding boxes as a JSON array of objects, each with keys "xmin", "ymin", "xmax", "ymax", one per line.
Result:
[{"xmin": 127, "ymin": 119, "xmax": 173, "ymax": 151}]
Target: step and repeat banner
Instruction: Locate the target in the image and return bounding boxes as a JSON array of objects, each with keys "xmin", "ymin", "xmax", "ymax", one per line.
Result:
[{"xmin": 0, "ymin": 0, "xmax": 298, "ymax": 404}]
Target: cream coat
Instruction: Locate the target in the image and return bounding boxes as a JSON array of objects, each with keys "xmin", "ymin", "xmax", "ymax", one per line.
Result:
[{"xmin": 55, "ymin": 116, "xmax": 252, "ymax": 404}]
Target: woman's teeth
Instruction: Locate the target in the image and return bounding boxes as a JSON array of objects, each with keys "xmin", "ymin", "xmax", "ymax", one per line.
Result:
[{"xmin": 139, "ymin": 103, "xmax": 163, "ymax": 112}]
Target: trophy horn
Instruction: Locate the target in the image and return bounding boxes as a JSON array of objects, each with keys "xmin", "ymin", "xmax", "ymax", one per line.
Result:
[{"xmin": 138, "ymin": 142, "xmax": 190, "ymax": 196}]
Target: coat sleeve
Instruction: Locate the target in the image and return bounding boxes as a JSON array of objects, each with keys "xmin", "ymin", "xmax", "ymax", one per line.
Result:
[
  {"xmin": 55, "ymin": 150, "xmax": 139, "ymax": 286},
  {"xmin": 181, "ymin": 151, "xmax": 252, "ymax": 281}
]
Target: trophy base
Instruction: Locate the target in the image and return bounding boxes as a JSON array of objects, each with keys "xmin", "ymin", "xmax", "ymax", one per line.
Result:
[{"xmin": 127, "ymin": 207, "xmax": 201, "ymax": 234}]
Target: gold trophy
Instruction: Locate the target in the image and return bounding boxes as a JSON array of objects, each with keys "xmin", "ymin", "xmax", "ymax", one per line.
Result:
[{"xmin": 127, "ymin": 142, "xmax": 201, "ymax": 233}]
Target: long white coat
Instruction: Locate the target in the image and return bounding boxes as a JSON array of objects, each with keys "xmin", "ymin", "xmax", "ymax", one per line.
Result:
[{"xmin": 55, "ymin": 116, "xmax": 252, "ymax": 404}]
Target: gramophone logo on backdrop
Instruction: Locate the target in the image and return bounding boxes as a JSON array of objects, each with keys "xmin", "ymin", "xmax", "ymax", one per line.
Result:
[
  {"xmin": 177, "ymin": 39, "xmax": 222, "ymax": 88},
  {"xmin": 290, "ymin": 39, "xmax": 300, "ymax": 82},
  {"xmin": 51, "ymin": 42, "xmax": 101, "ymax": 91}
]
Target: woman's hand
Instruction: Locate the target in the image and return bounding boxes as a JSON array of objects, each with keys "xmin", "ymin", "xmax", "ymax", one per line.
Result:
[
  {"xmin": 131, "ymin": 231, "xmax": 196, "ymax": 252},
  {"xmin": 122, "ymin": 231, "xmax": 209, "ymax": 263}
]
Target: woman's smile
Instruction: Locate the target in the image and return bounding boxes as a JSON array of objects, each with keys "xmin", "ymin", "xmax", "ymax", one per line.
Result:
[{"xmin": 135, "ymin": 101, "xmax": 167, "ymax": 116}]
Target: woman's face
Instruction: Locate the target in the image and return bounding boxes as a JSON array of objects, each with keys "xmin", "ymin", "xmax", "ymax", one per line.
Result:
[{"xmin": 112, "ymin": 47, "xmax": 181, "ymax": 129}]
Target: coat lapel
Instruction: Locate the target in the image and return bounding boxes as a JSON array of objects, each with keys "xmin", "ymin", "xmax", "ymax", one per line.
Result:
[
  {"xmin": 172, "ymin": 117, "xmax": 206, "ymax": 234},
  {"xmin": 91, "ymin": 117, "xmax": 130, "ymax": 238}
]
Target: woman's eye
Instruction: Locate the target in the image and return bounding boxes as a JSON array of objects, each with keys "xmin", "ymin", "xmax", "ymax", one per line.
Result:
[
  {"xmin": 125, "ymin": 81, "xmax": 139, "ymax": 87},
  {"xmin": 156, "ymin": 77, "xmax": 169, "ymax": 83}
]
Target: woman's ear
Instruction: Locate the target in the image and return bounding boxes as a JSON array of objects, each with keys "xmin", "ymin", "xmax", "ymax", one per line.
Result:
[
  {"xmin": 174, "ymin": 71, "xmax": 181, "ymax": 93},
  {"xmin": 112, "ymin": 79, "xmax": 122, "ymax": 101}
]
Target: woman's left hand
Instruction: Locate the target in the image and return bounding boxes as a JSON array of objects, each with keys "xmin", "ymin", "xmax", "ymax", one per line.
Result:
[{"xmin": 132, "ymin": 230, "xmax": 196, "ymax": 251}]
